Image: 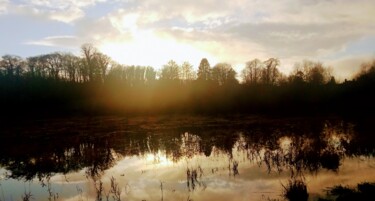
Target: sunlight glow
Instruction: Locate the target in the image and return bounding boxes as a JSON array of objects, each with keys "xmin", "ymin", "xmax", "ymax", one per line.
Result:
[
  {"xmin": 145, "ymin": 150, "xmax": 172, "ymax": 166},
  {"xmin": 98, "ymin": 30, "xmax": 215, "ymax": 68}
]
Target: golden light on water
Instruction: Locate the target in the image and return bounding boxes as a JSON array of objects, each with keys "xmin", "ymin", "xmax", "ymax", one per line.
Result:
[{"xmin": 145, "ymin": 150, "xmax": 173, "ymax": 166}]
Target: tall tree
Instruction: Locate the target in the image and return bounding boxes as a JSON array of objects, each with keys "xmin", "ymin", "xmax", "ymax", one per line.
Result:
[
  {"xmin": 62, "ymin": 53, "xmax": 81, "ymax": 82},
  {"xmin": 180, "ymin": 61, "xmax": 196, "ymax": 82},
  {"xmin": 0, "ymin": 55, "xmax": 24, "ymax": 77},
  {"xmin": 262, "ymin": 58, "xmax": 280, "ymax": 85},
  {"xmin": 212, "ymin": 63, "xmax": 237, "ymax": 85},
  {"xmin": 81, "ymin": 43, "xmax": 97, "ymax": 82},
  {"xmin": 242, "ymin": 59, "xmax": 263, "ymax": 85},
  {"xmin": 26, "ymin": 55, "xmax": 49, "ymax": 78},
  {"xmin": 197, "ymin": 58, "xmax": 211, "ymax": 81},
  {"xmin": 93, "ymin": 52, "xmax": 111, "ymax": 83},
  {"xmin": 107, "ymin": 63, "xmax": 125, "ymax": 83},
  {"xmin": 160, "ymin": 60, "xmax": 180, "ymax": 80},
  {"xmin": 290, "ymin": 60, "xmax": 331, "ymax": 85},
  {"xmin": 145, "ymin": 66, "xmax": 156, "ymax": 84},
  {"xmin": 307, "ymin": 62, "xmax": 325, "ymax": 85},
  {"xmin": 42, "ymin": 53, "xmax": 63, "ymax": 80}
]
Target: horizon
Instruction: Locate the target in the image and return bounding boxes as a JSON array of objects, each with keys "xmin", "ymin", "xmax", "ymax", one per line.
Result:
[{"xmin": 1, "ymin": 0, "xmax": 375, "ymax": 80}]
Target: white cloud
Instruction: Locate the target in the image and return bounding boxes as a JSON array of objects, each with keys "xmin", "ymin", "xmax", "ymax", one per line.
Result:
[
  {"xmin": 225, "ymin": 22, "xmax": 373, "ymax": 58},
  {"xmin": 5, "ymin": 0, "xmax": 375, "ymax": 79},
  {"xmin": 261, "ymin": 0, "xmax": 375, "ymax": 25},
  {"xmin": 102, "ymin": 1, "xmax": 374, "ymax": 62},
  {"xmin": 0, "ymin": 0, "xmax": 8, "ymax": 14},
  {"xmin": 4, "ymin": 0, "xmax": 107, "ymax": 23},
  {"xmin": 25, "ymin": 35, "xmax": 79, "ymax": 48},
  {"xmin": 327, "ymin": 55, "xmax": 375, "ymax": 81},
  {"xmin": 27, "ymin": 0, "xmax": 104, "ymax": 9},
  {"xmin": 48, "ymin": 6, "xmax": 85, "ymax": 23}
]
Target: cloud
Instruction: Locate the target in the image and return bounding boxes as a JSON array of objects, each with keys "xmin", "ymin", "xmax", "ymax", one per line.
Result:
[
  {"xmin": 224, "ymin": 22, "xmax": 371, "ymax": 58},
  {"xmin": 140, "ymin": 0, "xmax": 375, "ymax": 74},
  {"xmin": 4, "ymin": 0, "xmax": 375, "ymax": 79},
  {"xmin": 4, "ymin": 0, "xmax": 107, "ymax": 23},
  {"xmin": 262, "ymin": 0, "xmax": 375, "ymax": 25},
  {"xmin": 0, "ymin": 0, "xmax": 8, "ymax": 14},
  {"xmin": 136, "ymin": 0, "xmax": 240, "ymax": 23},
  {"xmin": 327, "ymin": 55, "xmax": 375, "ymax": 81},
  {"xmin": 25, "ymin": 35, "xmax": 80, "ymax": 48},
  {"xmin": 28, "ymin": 0, "xmax": 105, "ymax": 9}
]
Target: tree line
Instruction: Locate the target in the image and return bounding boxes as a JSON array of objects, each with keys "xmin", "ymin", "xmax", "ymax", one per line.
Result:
[
  {"xmin": 0, "ymin": 43, "xmax": 374, "ymax": 116},
  {"xmin": 0, "ymin": 44, "xmax": 337, "ymax": 86}
]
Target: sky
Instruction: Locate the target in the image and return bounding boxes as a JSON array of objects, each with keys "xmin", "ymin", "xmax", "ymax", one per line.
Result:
[{"xmin": 1, "ymin": 0, "xmax": 375, "ymax": 80}]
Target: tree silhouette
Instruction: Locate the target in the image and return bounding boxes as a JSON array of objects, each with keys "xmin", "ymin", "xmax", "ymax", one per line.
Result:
[
  {"xmin": 197, "ymin": 58, "xmax": 211, "ymax": 81},
  {"xmin": 81, "ymin": 43, "xmax": 97, "ymax": 82},
  {"xmin": 0, "ymin": 43, "xmax": 374, "ymax": 116},
  {"xmin": 0, "ymin": 55, "xmax": 24, "ymax": 77},
  {"xmin": 61, "ymin": 53, "xmax": 81, "ymax": 82},
  {"xmin": 242, "ymin": 59, "xmax": 263, "ymax": 85},
  {"xmin": 262, "ymin": 58, "xmax": 280, "ymax": 85},
  {"xmin": 291, "ymin": 60, "xmax": 332, "ymax": 85},
  {"xmin": 93, "ymin": 52, "xmax": 111, "ymax": 83},
  {"xmin": 43, "ymin": 53, "xmax": 64, "ymax": 80},
  {"xmin": 212, "ymin": 63, "xmax": 237, "ymax": 85}
]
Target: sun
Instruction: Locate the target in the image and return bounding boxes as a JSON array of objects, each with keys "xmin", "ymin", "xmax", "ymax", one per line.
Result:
[{"xmin": 98, "ymin": 30, "xmax": 215, "ymax": 69}]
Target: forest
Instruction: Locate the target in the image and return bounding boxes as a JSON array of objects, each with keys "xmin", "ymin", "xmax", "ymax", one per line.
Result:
[{"xmin": 1, "ymin": 43, "xmax": 374, "ymax": 117}]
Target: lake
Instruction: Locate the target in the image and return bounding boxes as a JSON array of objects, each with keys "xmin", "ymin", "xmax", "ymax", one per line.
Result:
[{"xmin": 0, "ymin": 116, "xmax": 374, "ymax": 201}]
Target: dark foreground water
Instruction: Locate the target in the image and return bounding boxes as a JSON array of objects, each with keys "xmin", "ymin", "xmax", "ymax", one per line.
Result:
[{"xmin": 0, "ymin": 116, "xmax": 374, "ymax": 201}]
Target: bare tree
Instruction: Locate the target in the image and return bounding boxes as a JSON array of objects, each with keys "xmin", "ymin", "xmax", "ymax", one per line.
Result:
[
  {"xmin": 212, "ymin": 63, "xmax": 237, "ymax": 85},
  {"xmin": 242, "ymin": 59, "xmax": 263, "ymax": 85},
  {"xmin": 93, "ymin": 52, "xmax": 111, "ymax": 83},
  {"xmin": 289, "ymin": 60, "xmax": 332, "ymax": 85},
  {"xmin": 42, "ymin": 53, "xmax": 64, "ymax": 80},
  {"xmin": 160, "ymin": 60, "xmax": 180, "ymax": 80},
  {"xmin": 81, "ymin": 43, "xmax": 97, "ymax": 82},
  {"xmin": 181, "ymin": 61, "xmax": 196, "ymax": 83},
  {"xmin": 0, "ymin": 55, "xmax": 24, "ymax": 77},
  {"xmin": 107, "ymin": 63, "xmax": 126, "ymax": 83},
  {"xmin": 61, "ymin": 53, "xmax": 81, "ymax": 82},
  {"xmin": 262, "ymin": 58, "xmax": 280, "ymax": 85}
]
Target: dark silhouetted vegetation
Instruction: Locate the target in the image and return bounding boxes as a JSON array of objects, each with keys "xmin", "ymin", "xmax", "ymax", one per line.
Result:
[
  {"xmin": 282, "ymin": 180, "xmax": 308, "ymax": 201},
  {"xmin": 0, "ymin": 116, "xmax": 373, "ymax": 180},
  {"xmin": 1, "ymin": 44, "xmax": 374, "ymax": 117},
  {"xmin": 318, "ymin": 182, "xmax": 375, "ymax": 201}
]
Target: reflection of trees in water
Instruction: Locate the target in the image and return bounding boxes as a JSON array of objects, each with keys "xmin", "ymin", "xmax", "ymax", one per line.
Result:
[
  {"xmin": 238, "ymin": 122, "xmax": 350, "ymax": 176},
  {"xmin": 0, "ymin": 135, "xmax": 118, "ymax": 181},
  {"xmin": 0, "ymin": 118, "xmax": 373, "ymax": 183},
  {"xmin": 186, "ymin": 166, "xmax": 205, "ymax": 192}
]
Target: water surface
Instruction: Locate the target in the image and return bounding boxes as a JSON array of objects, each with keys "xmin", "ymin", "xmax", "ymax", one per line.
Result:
[{"xmin": 0, "ymin": 116, "xmax": 374, "ymax": 201}]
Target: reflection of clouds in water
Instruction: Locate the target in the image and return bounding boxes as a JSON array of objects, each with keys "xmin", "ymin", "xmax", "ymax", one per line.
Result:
[
  {"xmin": 48, "ymin": 143, "xmax": 374, "ymax": 201},
  {"xmin": 0, "ymin": 118, "xmax": 374, "ymax": 201},
  {"xmin": 49, "ymin": 169, "xmax": 87, "ymax": 184},
  {"xmin": 144, "ymin": 150, "xmax": 173, "ymax": 166},
  {"xmin": 303, "ymin": 157, "xmax": 375, "ymax": 199}
]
